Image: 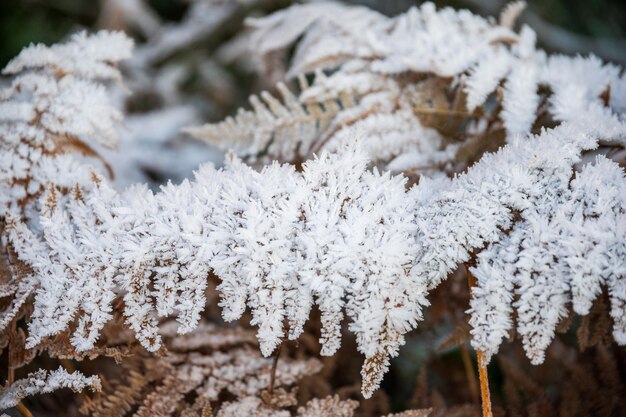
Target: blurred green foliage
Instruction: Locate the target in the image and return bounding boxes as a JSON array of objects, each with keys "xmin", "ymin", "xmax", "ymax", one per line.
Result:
[
  {"xmin": 0, "ymin": 0, "xmax": 95, "ymax": 67},
  {"xmin": 532, "ymin": 0, "xmax": 625, "ymax": 38}
]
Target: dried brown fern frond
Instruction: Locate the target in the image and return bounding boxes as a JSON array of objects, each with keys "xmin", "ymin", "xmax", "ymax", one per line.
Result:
[
  {"xmin": 0, "ymin": 246, "xmax": 36, "ymax": 353},
  {"xmin": 187, "ymin": 65, "xmax": 469, "ymax": 176},
  {"xmin": 216, "ymin": 393, "xmax": 359, "ymax": 417},
  {"xmin": 576, "ymin": 291, "xmax": 614, "ymax": 351},
  {"xmin": 494, "ymin": 339, "xmax": 626, "ymax": 417},
  {"xmin": 298, "ymin": 395, "xmax": 359, "ymax": 417},
  {"xmin": 0, "ymin": 31, "xmax": 133, "ymax": 214},
  {"xmin": 190, "ymin": 0, "xmax": 626, "ymax": 184},
  {"xmin": 384, "ymin": 410, "xmax": 432, "ymax": 417},
  {"xmin": 80, "ymin": 355, "xmax": 163, "ymax": 417},
  {"xmin": 186, "ymin": 2, "xmax": 529, "ymax": 175},
  {"xmin": 82, "ymin": 322, "xmax": 323, "ymax": 417},
  {"xmin": 215, "ymin": 396, "xmax": 288, "ymax": 417},
  {"xmin": 184, "ymin": 78, "xmax": 356, "ymax": 165},
  {"xmin": 160, "ymin": 321, "xmax": 258, "ymax": 352},
  {"xmin": 0, "ymin": 367, "xmax": 102, "ymax": 411}
]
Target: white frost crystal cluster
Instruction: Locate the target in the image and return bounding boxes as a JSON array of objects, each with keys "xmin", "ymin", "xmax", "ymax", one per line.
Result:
[
  {"xmin": 0, "ymin": 367, "xmax": 101, "ymax": 410},
  {"xmin": 188, "ymin": 1, "xmax": 626, "ymax": 172},
  {"xmin": 5, "ymin": 144, "xmax": 429, "ymax": 398},
  {"xmin": 1, "ymin": 2, "xmax": 625, "ymax": 403},
  {"xmin": 0, "ymin": 30, "xmax": 132, "ymax": 215},
  {"xmin": 0, "ymin": 31, "xmax": 131, "ymax": 410},
  {"xmin": 469, "ymin": 155, "xmax": 626, "ymax": 364}
]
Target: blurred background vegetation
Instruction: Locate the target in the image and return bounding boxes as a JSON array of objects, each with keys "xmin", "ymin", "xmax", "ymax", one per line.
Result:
[{"xmin": 1, "ymin": 0, "xmax": 624, "ymax": 69}]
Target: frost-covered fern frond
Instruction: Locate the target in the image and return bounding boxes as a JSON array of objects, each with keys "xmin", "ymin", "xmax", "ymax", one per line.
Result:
[
  {"xmin": 0, "ymin": 31, "xmax": 133, "ymax": 214},
  {"xmin": 2, "ymin": 9, "xmax": 626, "ymax": 405},
  {"xmin": 0, "ymin": 34, "xmax": 133, "ymax": 389},
  {"xmin": 184, "ymin": 79, "xmax": 350, "ymax": 164},
  {"xmin": 0, "ymin": 32, "xmax": 133, "ymax": 414},
  {"xmin": 188, "ymin": 65, "xmax": 459, "ymax": 174},
  {"xmin": 248, "ymin": 3, "xmax": 385, "ymax": 84},
  {"xmin": 217, "ymin": 394, "xmax": 359, "ymax": 417},
  {"xmin": 408, "ymin": 121, "xmax": 626, "ymax": 367},
  {"xmin": 188, "ymin": 2, "xmax": 626, "ymax": 173},
  {"xmin": 4, "ymin": 143, "xmax": 430, "ymax": 398},
  {"xmin": 8, "ymin": 121, "xmax": 626, "ymax": 398},
  {"xmin": 0, "ymin": 367, "xmax": 101, "ymax": 411},
  {"xmin": 469, "ymin": 156, "xmax": 626, "ymax": 364}
]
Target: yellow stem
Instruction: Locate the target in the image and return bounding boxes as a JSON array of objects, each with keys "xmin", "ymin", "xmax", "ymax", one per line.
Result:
[
  {"xmin": 16, "ymin": 402, "xmax": 35, "ymax": 417},
  {"xmin": 477, "ymin": 350, "xmax": 493, "ymax": 417},
  {"xmin": 467, "ymin": 267, "xmax": 493, "ymax": 417}
]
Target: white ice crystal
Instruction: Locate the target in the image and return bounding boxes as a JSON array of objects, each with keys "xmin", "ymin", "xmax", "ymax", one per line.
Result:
[
  {"xmin": 190, "ymin": 1, "xmax": 626, "ymax": 176},
  {"xmin": 8, "ymin": 122, "xmax": 625, "ymax": 397},
  {"xmin": 0, "ymin": 367, "xmax": 101, "ymax": 411},
  {"xmin": 0, "ymin": 30, "xmax": 132, "ymax": 214},
  {"xmin": 469, "ymin": 156, "xmax": 626, "ymax": 363}
]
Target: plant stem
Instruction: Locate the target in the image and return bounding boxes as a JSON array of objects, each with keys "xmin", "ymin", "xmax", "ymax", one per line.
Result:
[
  {"xmin": 16, "ymin": 402, "xmax": 35, "ymax": 417},
  {"xmin": 476, "ymin": 350, "xmax": 493, "ymax": 417},
  {"xmin": 466, "ymin": 267, "xmax": 493, "ymax": 417},
  {"xmin": 268, "ymin": 343, "xmax": 283, "ymax": 396}
]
